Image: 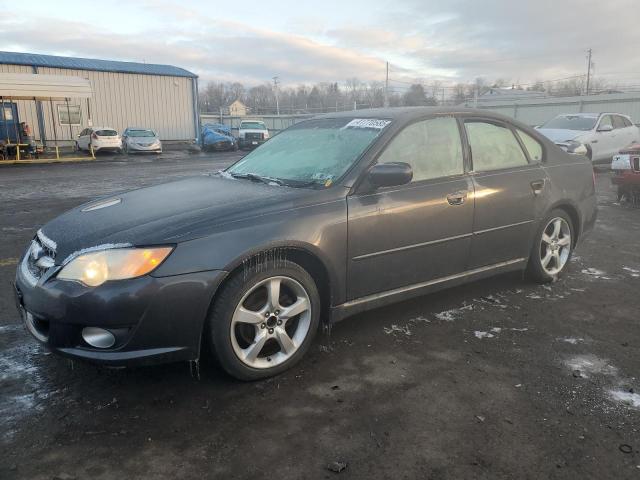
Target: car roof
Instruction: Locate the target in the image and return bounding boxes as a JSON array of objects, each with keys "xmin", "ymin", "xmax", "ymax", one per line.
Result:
[
  {"xmin": 312, "ymin": 106, "xmax": 521, "ymax": 124},
  {"xmin": 91, "ymin": 127, "xmax": 118, "ymax": 130}
]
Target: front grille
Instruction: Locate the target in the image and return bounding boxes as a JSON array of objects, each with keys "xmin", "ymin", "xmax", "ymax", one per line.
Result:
[
  {"xmin": 245, "ymin": 132, "xmax": 264, "ymax": 141},
  {"xmin": 633, "ymin": 156, "xmax": 640, "ymax": 172},
  {"xmin": 21, "ymin": 230, "xmax": 56, "ymax": 286}
]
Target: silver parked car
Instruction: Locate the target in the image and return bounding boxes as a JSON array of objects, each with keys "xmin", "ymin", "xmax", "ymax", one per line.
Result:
[
  {"xmin": 122, "ymin": 128, "xmax": 162, "ymax": 154},
  {"xmin": 537, "ymin": 113, "xmax": 639, "ymax": 165}
]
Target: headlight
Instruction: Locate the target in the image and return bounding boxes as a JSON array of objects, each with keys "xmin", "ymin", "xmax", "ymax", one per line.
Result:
[
  {"xmin": 263, "ymin": 132, "xmax": 269, "ymax": 139},
  {"xmin": 58, "ymin": 247, "xmax": 173, "ymax": 287},
  {"xmin": 565, "ymin": 140, "xmax": 588, "ymax": 155}
]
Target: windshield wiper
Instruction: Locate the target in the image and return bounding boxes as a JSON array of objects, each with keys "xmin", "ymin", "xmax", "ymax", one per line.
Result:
[
  {"xmin": 228, "ymin": 172, "xmax": 284, "ymax": 186},
  {"xmin": 279, "ymin": 178, "xmax": 325, "ymax": 189}
]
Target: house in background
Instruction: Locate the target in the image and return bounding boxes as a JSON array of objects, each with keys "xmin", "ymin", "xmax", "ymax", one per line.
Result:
[{"xmin": 227, "ymin": 99, "xmax": 248, "ymax": 116}]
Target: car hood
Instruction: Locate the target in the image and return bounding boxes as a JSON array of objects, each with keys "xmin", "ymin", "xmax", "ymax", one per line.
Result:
[
  {"xmin": 39, "ymin": 175, "xmax": 312, "ymax": 263},
  {"xmin": 536, "ymin": 128, "xmax": 586, "ymax": 143}
]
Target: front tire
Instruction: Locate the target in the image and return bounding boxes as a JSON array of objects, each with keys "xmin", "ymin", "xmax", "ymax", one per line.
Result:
[
  {"xmin": 208, "ymin": 260, "xmax": 321, "ymax": 380},
  {"xmin": 526, "ymin": 209, "xmax": 574, "ymax": 283}
]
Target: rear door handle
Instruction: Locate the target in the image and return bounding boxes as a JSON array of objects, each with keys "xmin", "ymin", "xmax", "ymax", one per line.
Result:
[
  {"xmin": 447, "ymin": 191, "xmax": 467, "ymax": 205},
  {"xmin": 531, "ymin": 179, "xmax": 545, "ymax": 195}
]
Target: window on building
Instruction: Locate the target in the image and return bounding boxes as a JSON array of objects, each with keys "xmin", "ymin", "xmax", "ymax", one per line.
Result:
[
  {"xmin": 377, "ymin": 117, "xmax": 464, "ymax": 182},
  {"xmin": 465, "ymin": 121, "xmax": 528, "ymax": 172},
  {"xmin": 57, "ymin": 104, "xmax": 82, "ymax": 125},
  {"xmin": 2, "ymin": 106, "xmax": 13, "ymax": 121}
]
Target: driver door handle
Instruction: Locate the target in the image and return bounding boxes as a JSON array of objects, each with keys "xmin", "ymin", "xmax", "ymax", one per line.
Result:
[{"xmin": 447, "ymin": 191, "xmax": 468, "ymax": 205}]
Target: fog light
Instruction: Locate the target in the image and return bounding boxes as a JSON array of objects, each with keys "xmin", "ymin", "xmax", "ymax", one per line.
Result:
[{"xmin": 82, "ymin": 327, "xmax": 115, "ymax": 349}]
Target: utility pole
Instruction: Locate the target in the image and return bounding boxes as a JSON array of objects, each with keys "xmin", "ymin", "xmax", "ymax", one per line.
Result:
[
  {"xmin": 272, "ymin": 76, "xmax": 280, "ymax": 115},
  {"xmin": 585, "ymin": 48, "xmax": 592, "ymax": 95},
  {"xmin": 384, "ymin": 61, "xmax": 389, "ymax": 108}
]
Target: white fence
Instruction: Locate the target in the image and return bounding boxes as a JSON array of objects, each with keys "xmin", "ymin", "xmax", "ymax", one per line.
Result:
[{"xmin": 464, "ymin": 93, "xmax": 640, "ymax": 126}]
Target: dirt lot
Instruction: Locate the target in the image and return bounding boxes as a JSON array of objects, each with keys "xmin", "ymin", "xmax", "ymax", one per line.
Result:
[{"xmin": 1, "ymin": 153, "xmax": 639, "ymax": 479}]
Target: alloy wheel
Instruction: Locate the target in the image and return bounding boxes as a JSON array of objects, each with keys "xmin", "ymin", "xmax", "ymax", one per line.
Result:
[
  {"xmin": 540, "ymin": 217, "xmax": 571, "ymax": 276},
  {"xmin": 230, "ymin": 276, "xmax": 311, "ymax": 369}
]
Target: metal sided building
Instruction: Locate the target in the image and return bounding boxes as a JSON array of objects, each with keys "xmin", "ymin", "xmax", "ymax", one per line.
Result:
[{"xmin": 0, "ymin": 51, "xmax": 199, "ymax": 146}]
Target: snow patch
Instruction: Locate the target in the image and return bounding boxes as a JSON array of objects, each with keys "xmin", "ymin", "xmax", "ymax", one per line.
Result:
[
  {"xmin": 383, "ymin": 324, "xmax": 412, "ymax": 336},
  {"xmin": 36, "ymin": 229, "xmax": 57, "ymax": 251},
  {"xmin": 474, "ymin": 331, "xmax": 494, "ymax": 339},
  {"xmin": 433, "ymin": 304, "xmax": 473, "ymax": 322},
  {"xmin": 565, "ymin": 355, "xmax": 618, "ymax": 378},
  {"xmin": 216, "ymin": 170, "xmax": 235, "ymax": 180},
  {"xmin": 609, "ymin": 390, "xmax": 640, "ymax": 408},
  {"xmin": 558, "ymin": 337, "xmax": 584, "ymax": 345},
  {"xmin": 581, "ymin": 268, "xmax": 611, "ymax": 280},
  {"xmin": 61, "ymin": 242, "xmax": 133, "ymax": 265},
  {"xmin": 623, "ymin": 266, "xmax": 640, "ymax": 278}
]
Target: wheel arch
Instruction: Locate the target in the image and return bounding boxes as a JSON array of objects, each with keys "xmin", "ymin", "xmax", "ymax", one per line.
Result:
[
  {"xmin": 547, "ymin": 201, "xmax": 581, "ymax": 246},
  {"xmin": 215, "ymin": 242, "xmax": 336, "ymax": 325}
]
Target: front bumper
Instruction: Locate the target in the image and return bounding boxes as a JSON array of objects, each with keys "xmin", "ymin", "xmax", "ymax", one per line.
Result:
[
  {"xmin": 239, "ymin": 138, "xmax": 265, "ymax": 148},
  {"xmin": 204, "ymin": 140, "xmax": 235, "ymax": 151},
  {"xmin": 14, "ymin": 264, "xmax": 226, "ymax": 367}
]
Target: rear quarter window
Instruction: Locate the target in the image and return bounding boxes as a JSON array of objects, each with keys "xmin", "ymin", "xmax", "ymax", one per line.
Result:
[{"xmin": 516, "ymin": 129, "xmax": 543, "ymax": 162}]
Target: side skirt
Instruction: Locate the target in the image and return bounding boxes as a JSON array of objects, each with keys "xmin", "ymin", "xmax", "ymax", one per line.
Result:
[{"xmin": 330, "ymin": 258, "xmax": 527, "ymax": 323}]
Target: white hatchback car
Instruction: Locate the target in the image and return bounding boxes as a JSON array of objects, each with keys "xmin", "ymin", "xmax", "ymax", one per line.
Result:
[
  {"xmin": 76, "ymin": 127, "xmax": 123, "ymax": 154},
  {"xmin": 537, "ymin": 113, "xmax": 639, "ymax": 165}
]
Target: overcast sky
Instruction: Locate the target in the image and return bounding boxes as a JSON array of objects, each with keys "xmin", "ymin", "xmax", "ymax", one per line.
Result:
[{"xmin": 1, "ymin": 0, "xmax": 639, "ymax": 89}]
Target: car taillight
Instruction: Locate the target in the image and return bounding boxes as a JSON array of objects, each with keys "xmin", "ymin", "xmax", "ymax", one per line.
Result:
[{"xmin": 92, "ymin": 133, "xmax": 98, "ymax": 139}]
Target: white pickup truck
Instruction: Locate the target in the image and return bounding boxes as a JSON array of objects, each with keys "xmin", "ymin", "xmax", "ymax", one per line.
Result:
[{"xmin": 238, "ymin": 120, "xmax": 270, "ymax": 149}]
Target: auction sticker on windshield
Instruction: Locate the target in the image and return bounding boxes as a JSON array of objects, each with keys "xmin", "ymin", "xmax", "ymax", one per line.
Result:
[{"xmin": 342, "ymin": 119, "xmax": 391, "ymax": 130}]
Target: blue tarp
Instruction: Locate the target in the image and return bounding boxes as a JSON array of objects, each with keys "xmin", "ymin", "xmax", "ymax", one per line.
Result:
[{"xmin": 201, "ymin": 123, "xmax": 236, "ymax": 148}]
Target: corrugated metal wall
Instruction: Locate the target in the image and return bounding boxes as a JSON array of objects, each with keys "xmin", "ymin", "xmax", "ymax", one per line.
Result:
[
  {"xmin": 0, "ymin": 63, "xmax": 197, "ymax": 144},
  {"xmin": 470, "ymin": 93, "xmax": 640, "ymax": 126}
]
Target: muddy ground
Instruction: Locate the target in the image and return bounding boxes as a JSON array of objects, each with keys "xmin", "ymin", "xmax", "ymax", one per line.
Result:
[{"xmin": 0, "ymin": 153, "xmax": 639, "ymax": 479}]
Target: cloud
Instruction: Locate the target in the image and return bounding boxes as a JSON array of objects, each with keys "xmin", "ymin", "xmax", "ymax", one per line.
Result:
[{"xmin": 1, "ymin": 0, "xmax": 639, "ymax": 89}]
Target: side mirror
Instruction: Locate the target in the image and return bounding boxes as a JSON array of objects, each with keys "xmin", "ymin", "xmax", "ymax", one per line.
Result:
[
  {"xmin": 598, "ymin": 124, "xmax": 613, "ymax": 132},
  {"xmin": 367, "ymin": 162, "xmax": 413, "ymax": 189}
]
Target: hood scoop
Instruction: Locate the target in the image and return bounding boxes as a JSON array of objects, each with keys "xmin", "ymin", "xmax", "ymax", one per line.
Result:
[{"xmin": 82, "ymin": 197, "xmax": 122, "ymax": 212}]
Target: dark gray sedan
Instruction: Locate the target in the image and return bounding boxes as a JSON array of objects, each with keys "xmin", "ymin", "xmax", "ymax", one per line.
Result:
[{"xmin": 14, "ymin": 108, "xmax": 597, "ymax": 380}]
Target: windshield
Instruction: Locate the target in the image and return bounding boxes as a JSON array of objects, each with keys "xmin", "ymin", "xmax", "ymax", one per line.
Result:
[
  {"xmin": 541, "ymin": 115, "xmax": 597, "ymax": 131},
  {"xmin": 127, "ymin": 129, "xmax": 155, "ymax": 137},
  {"xmin": 240, "ymin": 122, "xmax": 266, "ymax": 130},
  {"xmin": 227, "ymin": 117, "xmax": 390, "ymax": 186}
]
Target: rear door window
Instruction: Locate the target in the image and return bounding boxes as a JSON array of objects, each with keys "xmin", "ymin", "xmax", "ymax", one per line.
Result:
[
  {"xmin": 377, "ymin": 117, "xmax": 464, "ymax": 182},
  {"xmin": 465, "ymin": 121, "xmax": 528, "ymax": 172},
  {"xmin": 613, "ymin": 116, "xmax": 627, "ymax": 129},
  {"xmin": 515, "ymin": 129, "xmax": 543, "ymax": 163}
]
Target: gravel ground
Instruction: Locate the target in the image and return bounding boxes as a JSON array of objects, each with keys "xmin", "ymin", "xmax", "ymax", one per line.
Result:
[{"xmin": 0, "ymin": 153, "xmax": 639, "ymax": 479}]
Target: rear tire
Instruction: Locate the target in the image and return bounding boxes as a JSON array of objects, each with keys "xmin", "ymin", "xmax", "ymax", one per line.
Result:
[
  {"xmin": 526, "ymin": 209, "xmax": 574, "ymax": 283},
  {"xmin": 208, "ymin": 260, "xmax": 321, "ymax": 381}
]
